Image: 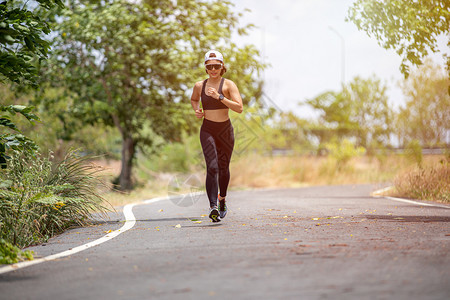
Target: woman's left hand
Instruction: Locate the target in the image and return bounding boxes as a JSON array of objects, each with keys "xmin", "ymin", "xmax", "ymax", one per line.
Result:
[{"xmin": 207, "ymin": 87, "xmax": 220, "ymax": 100}]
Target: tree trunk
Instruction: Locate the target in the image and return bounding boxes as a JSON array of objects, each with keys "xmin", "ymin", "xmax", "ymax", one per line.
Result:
[{"xmin": 118, "ymin": 135, "xmax": 136, "ymax": 191}]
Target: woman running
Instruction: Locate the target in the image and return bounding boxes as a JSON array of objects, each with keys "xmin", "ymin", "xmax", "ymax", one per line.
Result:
[{"xmin": 190, "ymin": 50, "xmax": 243, "ymax": 222}]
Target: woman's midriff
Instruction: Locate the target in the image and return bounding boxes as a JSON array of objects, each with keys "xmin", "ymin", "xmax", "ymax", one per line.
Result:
[{"xmin": 204, "ymin": 108, "xmax": 229, "ymax": 122}]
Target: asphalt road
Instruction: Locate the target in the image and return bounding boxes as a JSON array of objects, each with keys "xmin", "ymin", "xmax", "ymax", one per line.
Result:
[{"xmin": 1, "ymin": 184, "xmax": 449, "ymax": 300}]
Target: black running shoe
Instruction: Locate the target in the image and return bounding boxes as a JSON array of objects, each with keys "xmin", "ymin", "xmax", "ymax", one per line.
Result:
[
  {"xmin": 209, "ymin": 207, "xmax": 221, "ymax": 222},
  {"xmin": 219, "ymin": 199, "xmax": 227, "ymax": 219}
]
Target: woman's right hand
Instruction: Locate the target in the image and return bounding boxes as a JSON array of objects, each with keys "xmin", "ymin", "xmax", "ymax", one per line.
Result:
[{"xmin": 195, "ymin": 109, "xmax": 204, "ymax": 119}]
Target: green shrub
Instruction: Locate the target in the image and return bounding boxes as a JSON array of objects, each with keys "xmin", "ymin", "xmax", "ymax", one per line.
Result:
[
  {"xmin": 0, "ymin": 150, "xmax": 110, "ymax": 248},
  {"xmin": 325, "ymin": 139, "xmax": 366, "ymax": 169},
  {"xmin": 0, "ymin": 239, "xmax": 34, "ymax": 265}
]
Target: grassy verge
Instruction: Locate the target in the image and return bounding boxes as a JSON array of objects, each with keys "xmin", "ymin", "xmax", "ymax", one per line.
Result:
[
  {"xmin": 228, "ymin": 153, "xmax": 449, "ymax": 188},
  {"xmin": 390, "ymin": 159, "xmax": 449, "ymax": 203},
  {"xmin": 0, "ymin": 151, "xmax": 111, "ymax": 250}
]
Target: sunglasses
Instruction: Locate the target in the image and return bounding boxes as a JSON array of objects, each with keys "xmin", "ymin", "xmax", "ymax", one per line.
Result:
[{"xmin": 205, "ymin": 63, "xmax": 223, "ymax": 70}]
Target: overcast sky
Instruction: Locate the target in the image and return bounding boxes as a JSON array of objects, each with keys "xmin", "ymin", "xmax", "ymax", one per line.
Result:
[{"xmin": 229, "ymin": 0, "xmax": 448, "ymax": 119}]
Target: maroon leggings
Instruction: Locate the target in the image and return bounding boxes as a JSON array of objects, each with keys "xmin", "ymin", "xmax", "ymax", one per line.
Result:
[{"xmin": 200, "ymin": 118, "xmax": 235, "ymax": 208}]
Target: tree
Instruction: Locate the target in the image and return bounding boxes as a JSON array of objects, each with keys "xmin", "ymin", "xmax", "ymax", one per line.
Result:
[
  {"xmin": 1, "ymin": 0, "xmax": 63, "ymax": 168},
  {"xmin": 41, "ymin": 0, "xmax": 265, "ymax": 190},
  {"xmin": 344, "ymin": 76, "xmax": 392, "ymax": 148},
  {"xmin": 347, "ymin": 0, "xmax": 450, "ymax": 79},
  {"xmin": 306, "ymin": 76, "xmax": 392, "ymax": 150},
  {"xmin": 306, "ymin": 90, "xmax": 358, "ymax": 143},
  {"xmin": 396, "ymin": 59, "xmax": 450, "ymax": 147},
  {"xmin": 264, "ymin": 111, "xmax": 312, "ymax": 154},
  {"xmin": 0, "ymin": 0, "xmax": 63, "ymax": 87}
]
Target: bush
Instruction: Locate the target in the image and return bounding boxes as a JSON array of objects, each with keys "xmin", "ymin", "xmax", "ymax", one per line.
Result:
[
  {"xmin": 0, "ymin": 150, "xmax": 110, "ymax": 248},
  {"xmin": 0, "ymin": 239, "xmax": 34, "ymax": 264},
  {"xmin": 325, "ymin": 139, "xmax": 366, "ymax": 169},
  {"xmin": 394, "ymin": 159, "xmax": 449, "ymax": 202}
]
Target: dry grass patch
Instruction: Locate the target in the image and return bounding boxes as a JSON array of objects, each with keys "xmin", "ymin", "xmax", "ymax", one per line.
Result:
[
  {"xmin": 392, "ymin": 160, "xmax": 449, "ymax": 203},
  {"xmin": 229, "ymin": 153, "xmax": 423, "ymax": 189}
]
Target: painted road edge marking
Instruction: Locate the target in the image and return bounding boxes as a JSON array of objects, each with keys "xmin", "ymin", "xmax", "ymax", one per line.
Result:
[
  {"xmin": 383, "ymin": 195, "xmax": 450, "ymax": 209},
  {"xmin": 0, "ymin": 196, "xmax": 173, "ymax": 275},
  {"xmin": 372, "ymin": 186, "xmax": 450, "ymax": 209}
]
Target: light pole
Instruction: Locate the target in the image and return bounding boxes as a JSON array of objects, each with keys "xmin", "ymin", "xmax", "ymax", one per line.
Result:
[{"xmin": 328, "ymin": 26, "xmax": 345, "ymax": 84}]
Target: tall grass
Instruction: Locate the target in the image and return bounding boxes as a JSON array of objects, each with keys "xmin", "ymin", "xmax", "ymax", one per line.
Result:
[
  {"xmin": 228, "ymin": 153, "xmax": 417, "ymax": 188},
  {"xmin": 393, "ymin": 159, "xmax": 449, "ymax": 203},
  {"xmin": 0, "ymin": 150, "xmax": 111, "ymax": 248}
]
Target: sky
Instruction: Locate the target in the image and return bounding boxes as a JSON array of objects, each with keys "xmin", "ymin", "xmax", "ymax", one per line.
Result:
[{"xmin": 228, "ymin": 0, "xmax": 449, "ymax": 119}]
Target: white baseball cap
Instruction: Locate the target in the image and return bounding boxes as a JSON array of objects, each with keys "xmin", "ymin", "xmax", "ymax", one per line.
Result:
[{"xmin": 204, "ymin": 50, "xmax": 224, "ymax": 63}]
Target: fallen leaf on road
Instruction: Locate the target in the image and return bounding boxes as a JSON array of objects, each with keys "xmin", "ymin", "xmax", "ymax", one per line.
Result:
[
  {"xmin": 201, "ymin": 214, "xmax": 207, "ymax": 217},
  {"xmin": 312, "ymin": 218, "xmax": 320, "ymax": 221},
  {"xmin": 175, "ymin": 224, "xmax": 181, "ymax": 228},
  {"xmin": 104, "ymin": 229, "xmax": 112, "ymax": 233},
  {"xmin": 158, "ymin": 209, "xmax": 163, "ymax": 212},
  {"xmin": 194, "ymin": 221, "xmax": 202, "ymax": 224}
]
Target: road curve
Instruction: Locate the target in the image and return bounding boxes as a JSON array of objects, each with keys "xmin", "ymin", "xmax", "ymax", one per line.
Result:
[{"xmin": 1, "ymin": 184, "xmax": 449, "ymax": 300}]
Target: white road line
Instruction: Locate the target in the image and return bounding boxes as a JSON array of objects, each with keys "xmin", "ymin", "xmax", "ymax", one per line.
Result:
[
  {"xmin": 382, "ymin": 196, "xmax": 450, "ymax": 209},
  {"xmin": 371, "ymin": 186, "xmax": 394, "ymax": 196},
  {"xmin": 372, "ymin": 186, "xmax": 450, "ymax": 209},
  {"xmin": 0, "ymin": 196, "xmax": 171, "ymax": 275}
]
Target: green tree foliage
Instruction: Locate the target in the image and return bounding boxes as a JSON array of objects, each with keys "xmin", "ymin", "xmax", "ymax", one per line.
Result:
[
  {"xmin": 0, "ymin": 0, "xmax": 63, "ymax": 87},
  {"xmin": 344, "ymin": 76, "xmax": 391, "ymax": 149},
  {"xmin": 1, "ymin": 0, "xmax": 63, "ymax": 168},
  {"xmin": 347, "ymin": 0, "xmax": 450, "ymax": 78},
  {"xmin": 265, "ymin": 111, "xmax": 312, "ymax": 154},
  {"xmin": 0, "ymin": 104, "xmax": 39, "ymax": 168},
  {"xmin": 306, "ymin": 75, "xmax": 392, "ymax": 151},
  {"xmin": 41, "ymin": 0, "xmax": 265, "ymax": 190},
  {"xmin": 396, "ymin": 59, "xmax": 450, "ymax": 147}
]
